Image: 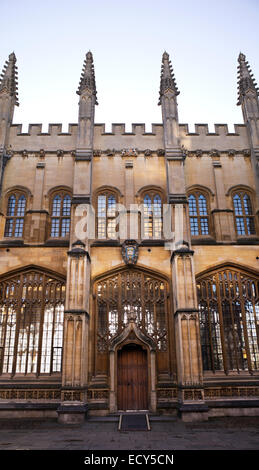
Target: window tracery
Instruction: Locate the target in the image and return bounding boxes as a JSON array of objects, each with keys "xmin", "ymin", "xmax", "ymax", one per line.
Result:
[
  {"xmin": 188, "ymin": 191, "xmax": 210, "ymax": 236},
  {"xmin": 143, "ymin": 193, "xmax": 162, "ymax": 239},
  {"xmin": 0, "ymin": 268, "xmax": 65, "ymax": 375},
  {"xmin": 4, "ymin": 192, "xmax": 27, "ymax": 238},
  {"xmin": 197, "ymin": 266, "xmax": 259, "ymax": 373},
  {"xmin": 96, "ymin": 269, "xmax": 168, "ymax": 352},
  {"xmin": 50, "ymin": 192, "xmax": 71, "ymax": 238},
  {"xmin": 97, "ymin": 192, "xmax": 117, "ymax": 239},
  {"xmin": 232, "ymin": 191, "xmax": 256, "ymax": 236}
]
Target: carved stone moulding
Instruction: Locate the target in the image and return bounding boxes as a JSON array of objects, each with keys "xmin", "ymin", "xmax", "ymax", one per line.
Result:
[
  {"xmin": 157, "ymin": 388, "xmax": 178, "ymax": 400},
  {"xmin": 0, "ymin": 388, "xmax": 61, "ymax": 400},
  {"xmin": 87, "ymin": 389, "xmax": 109, "ymax": 400},
  {"xmin": 204, "ymin": 386, "xmax": 259, "ymax": 399},
  {"xmin": 121, "ymin": 148, "xmax": 138, "ymax": 157}
]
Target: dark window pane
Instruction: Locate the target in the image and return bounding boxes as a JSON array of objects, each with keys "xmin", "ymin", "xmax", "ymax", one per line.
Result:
[
  {"xmin": 243, "ymin": 194, "xmax": 253, "ymax": 215},
  {"xmin": 246, "ymin": 217, "xmax": 255, "ymax": 235},
  {"xmin": 7, "ymin": 195, "xmax": 16, "ymax": 216},
  {"xmin": 4, "ymin": 219, "xmax": 13, "ymax": 237}
]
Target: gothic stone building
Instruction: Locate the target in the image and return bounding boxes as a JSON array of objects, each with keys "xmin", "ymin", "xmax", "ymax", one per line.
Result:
[{"xmin": 0, "ymin": 50, "xmax": 258, "ymax": 423}]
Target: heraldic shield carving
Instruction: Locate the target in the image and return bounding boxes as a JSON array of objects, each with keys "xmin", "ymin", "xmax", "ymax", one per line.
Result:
[{"xmin": 121, "ymin": 240, "xmax": 139, "ymax": 265}]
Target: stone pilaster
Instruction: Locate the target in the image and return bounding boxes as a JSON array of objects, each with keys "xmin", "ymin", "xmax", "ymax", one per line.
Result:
[
  {"xmin": 58, "ymin": 242, "xmax": 90, "ymax": 424},
  {"xmin": 171, "ymin": 247, "xmax": 208, "ymax": 421}
]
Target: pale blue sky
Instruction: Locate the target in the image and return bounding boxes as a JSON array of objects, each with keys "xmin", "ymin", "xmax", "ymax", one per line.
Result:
[{"xmin": 0, "ymin": 0, "xmax": 259, "ymax": 132}]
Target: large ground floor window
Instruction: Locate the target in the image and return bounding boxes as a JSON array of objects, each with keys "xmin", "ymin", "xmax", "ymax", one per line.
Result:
[
  {"xmin": 0, "ymin": 267, "xmax": 65, "ymax": 376},
  {"xmin": 197, "ymin": 265, "xmax": 259, "ymax": 373}
]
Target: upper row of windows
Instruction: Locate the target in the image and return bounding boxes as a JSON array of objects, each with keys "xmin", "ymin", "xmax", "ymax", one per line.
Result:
[
  {"xmin": 2, "ymin": 188, "xmax": 257, "ymax": 240},
  {"xmin": 189, "ymin": 191, "xmax": 256, "ymax": 237},
  {"xmin": 4, "ymin": 192, "xmax": 71, "ymax": 239}
]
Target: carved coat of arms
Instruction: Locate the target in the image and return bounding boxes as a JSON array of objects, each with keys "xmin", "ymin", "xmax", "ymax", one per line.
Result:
[{"xmin": 121, "ymin": 240, "xmax": 139, "ymax": 265}]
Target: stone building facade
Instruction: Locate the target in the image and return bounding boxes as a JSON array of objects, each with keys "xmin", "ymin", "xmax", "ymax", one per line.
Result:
[{"xmin": 0, "ymin": 50, "xmax": 258, "ymax": 423}]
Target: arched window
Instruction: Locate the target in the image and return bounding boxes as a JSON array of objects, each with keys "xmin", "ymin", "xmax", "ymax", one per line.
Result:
[
  {"xmin": 4, "ymin": 193, "xmax": 27, "ymax": 237},
  {"xmin": 188, "ymin": 192, "xmax": 209, "ymax": 236},
  {"xmin": 197, "ymin": 266, "xmax": 259, "ymax": 374},
  {"xmin": 0, "ymin": 268, "xmax": 65, "ymax": 375},
  {"xmin": 50, "ymin": 192, "xmax": 71, "ymax": 238},
  {"xmin": 97, "ymin": 192, "xmax": 117, "ymax": 239},
  {"xmin": 232, "ymin": 191, "xmax": 256, "ymax": 236},
  {"xmin": 143, "ymin": 193, "xmax": 162, "ymax": 239},
  {"xmin": 95, "ymin": 269, "xmax": 168, "ymax": 352}
]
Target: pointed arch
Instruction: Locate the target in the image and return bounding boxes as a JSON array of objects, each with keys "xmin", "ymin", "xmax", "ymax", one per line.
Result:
[{"xmin": 93, "ymin": 265, "xmax": 170, "ymax": 354}]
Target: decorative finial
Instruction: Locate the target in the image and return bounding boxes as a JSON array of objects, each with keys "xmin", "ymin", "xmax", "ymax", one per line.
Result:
[
  {"xmin": 0, "ymin": 52, "xmax": 19, "ymax": 105},
  {"xmin": 77, "ymin": 51, "xmax": 98, "ymax": 104},
  {"xmin": 158, "ymin": 50, "xmax": 179, "ymax": 105},
  {"xmin": 237, "ymin": 52, "xmax": 259, "ymax": 105}
]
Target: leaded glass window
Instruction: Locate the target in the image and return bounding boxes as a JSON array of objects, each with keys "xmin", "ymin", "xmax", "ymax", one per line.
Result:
[
  {"xmin": 4, "ymin": 193, "xmax": 27, "ymax": 238},
  {"xmin": 188, "ymin": 192, "xmax": 209, "ymax": 236},
  {"xmin": 96, "ymin": 269, "xmax": 168, "ymax": 352},
  {"xmin": 143, "ymin": 193, "xmax": 162, "ymax": 239},
  {"xmin": 50, "ymin": 193, "xmax": 71, "ymax": 237},
  {"xmin": 97, "ymin": 193, "xmax": 117, "ymax": 239},
  {"xmin": 197, "ymin": 267, "xmax": 259, "ymax": 373},
  {"xmin": 0, "ymin": 269, "xmax": 65, "ymax": 375},
  {"xmin": 233, "ymin": 192, "xmax": 256, "ymax": 236}
]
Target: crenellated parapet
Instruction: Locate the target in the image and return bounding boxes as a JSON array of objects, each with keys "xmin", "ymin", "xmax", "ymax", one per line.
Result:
[{"xmin": 6, "ymin": 121, "xmax": 250, "ymax": 153}]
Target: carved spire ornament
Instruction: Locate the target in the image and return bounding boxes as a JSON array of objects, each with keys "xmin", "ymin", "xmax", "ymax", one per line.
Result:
[
  {"xmin": 0, "ymin": 52, "xmax": 19, "ymax": 106},
  {"xmin": 237, "ymin": 52, "xmax": 259, "ymax": 106},
  {"xmin": 77, "ymin": 50, "xmax": 98, "ymax": 104},
  {"xmin": 158, "ymin": 51, "xmax": 179, "ymax": 105}
]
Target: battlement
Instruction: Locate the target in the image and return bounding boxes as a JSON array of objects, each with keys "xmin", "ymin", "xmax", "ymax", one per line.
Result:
[
  {"xmin": 179, "ymin": 123, "xmax": 247, "ymax": 136},
  {"xmin": 8, "ymin": 121, "xmax": 249, "ymax": 152},
  {"xmin": 10, "ymin": 121, "xmax": 248, "ymax": 137},
  {"xmin": 11, "ymin": 123, "xmax": 78, "ymax": 136}
]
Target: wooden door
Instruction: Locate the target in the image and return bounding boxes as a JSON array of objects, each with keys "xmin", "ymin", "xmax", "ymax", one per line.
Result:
[{"xmin": 117, "ymin": 343, "xmax": 148, "ymax": 411}]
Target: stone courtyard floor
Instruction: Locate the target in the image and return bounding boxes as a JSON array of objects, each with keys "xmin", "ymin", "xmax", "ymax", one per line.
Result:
[{"xmin": 0, "ymin": 416, "xmax": 258, "ymax": 450}]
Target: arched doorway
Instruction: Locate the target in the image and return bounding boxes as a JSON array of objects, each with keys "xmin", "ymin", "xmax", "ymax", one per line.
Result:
[
  {"xmin": 117, "ymin": 343, "xmax": 148, "ymax": 411},
  {"xmin": 93, "ymin": 266, "xmax": 173, "ymax": 413}
]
